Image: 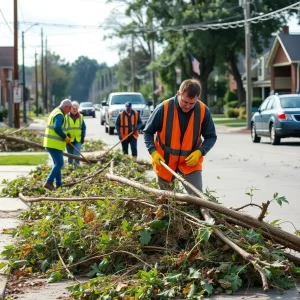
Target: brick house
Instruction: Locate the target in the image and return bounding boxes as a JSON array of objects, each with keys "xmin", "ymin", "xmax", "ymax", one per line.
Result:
[
  {"xmin": 0, "ymin": 47, "xmax": 14, "ymax": 110},
  {"xmin": 230, "ymin": 27, "xmax": 300, "ymax": 100},
  {"xmin": 266, "ymin": 32, "xmax": 300, "ymax": 94}
]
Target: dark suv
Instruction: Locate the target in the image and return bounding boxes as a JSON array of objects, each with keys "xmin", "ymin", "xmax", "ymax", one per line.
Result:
[
  {"xmin": 251, "ymin": 94, "xmax": 300, "ymax": 145},
  {"xmin": 79, "ymin": 102, "xmax": 96, "ymax": 118}
]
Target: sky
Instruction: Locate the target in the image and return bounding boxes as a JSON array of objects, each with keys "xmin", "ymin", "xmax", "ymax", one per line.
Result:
[
  {"xmin": 1, "ymin": 1, "xmax": 300, "ymax": 68},
  {"xmin": 0, "ymin": 0, "xmax": 127, "ymax": 67}
]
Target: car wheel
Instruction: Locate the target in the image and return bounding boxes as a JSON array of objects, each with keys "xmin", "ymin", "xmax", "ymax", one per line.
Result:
[
  {"xmin": 251, "ymin": 123, "xmax": 261, "ymax": 143},
  {"xmin": 270, "ymin": 124, "xmax": 280, "ymax": 145},
  {"xmin": 108, "ymin": 126, "xmax": 114, "ymax": 135}
]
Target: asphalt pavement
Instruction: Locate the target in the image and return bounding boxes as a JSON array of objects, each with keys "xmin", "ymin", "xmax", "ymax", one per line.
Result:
[{"xmin": 0, "ymin": 119, "xmax": 299, "ymax": 299}]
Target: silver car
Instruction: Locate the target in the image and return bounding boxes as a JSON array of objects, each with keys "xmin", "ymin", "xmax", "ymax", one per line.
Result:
[{"xmin": 251, "ymin": 94, "xmax": 300, "ymax": 145}]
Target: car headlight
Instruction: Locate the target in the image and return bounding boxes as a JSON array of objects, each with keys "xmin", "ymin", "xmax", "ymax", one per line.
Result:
[
  {"xmin": 109, "ymin": 110, "xmax": 118, "ymax": 117},
  {"xmin": 142, "ymin": 109, "xmax": 151, "ymax": 117}
]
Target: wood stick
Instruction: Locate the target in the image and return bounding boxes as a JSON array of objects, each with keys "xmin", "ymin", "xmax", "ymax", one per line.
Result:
[{"xmin": 105, "ymin": 173, "xmax": 300, "ymax": 253}]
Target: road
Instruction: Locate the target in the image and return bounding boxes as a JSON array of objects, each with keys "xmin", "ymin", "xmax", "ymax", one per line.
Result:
[{"xmin": 85, "ymin": 111, "xmax": 300, "ymax": 233}]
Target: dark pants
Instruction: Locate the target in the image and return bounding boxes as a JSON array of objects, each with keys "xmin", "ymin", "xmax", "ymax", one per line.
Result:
[
  {"xmin": 121, "ymin": 136, "xmax": 138, "ymax": 157},
  {"xmin": 157, "ymin": 170, "xmax": 203, "ymax": 195},
  {"xmin": 66, "ymin": 141, "xmax": 81, "ymax": 166}
]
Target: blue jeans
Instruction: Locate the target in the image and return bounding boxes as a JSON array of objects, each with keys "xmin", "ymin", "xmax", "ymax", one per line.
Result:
[
  {"xmin": 121, "ymin": 136, "xmax": 137, "ymax": 157},
  {"xmin": 45, "ymin": 147, "xmax": 64, "ymax": 187},
  {"xmin": 66, "ymin": 142, "xmax": 81, "ymax": 165}
]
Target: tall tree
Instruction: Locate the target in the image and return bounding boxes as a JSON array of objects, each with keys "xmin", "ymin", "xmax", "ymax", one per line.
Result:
[
  {"xmin": 67, "ymin": 56, "xmax": 100, "ymax": 102},
  {"xmin": 46, "ymin": 52, "xmax": 70, "ymax": 107}
]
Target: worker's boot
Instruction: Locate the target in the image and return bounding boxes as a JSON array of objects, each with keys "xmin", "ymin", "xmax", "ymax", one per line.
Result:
[{"xmin": 43, "ymin": 182, "xmax": 56, "ymax": 191}]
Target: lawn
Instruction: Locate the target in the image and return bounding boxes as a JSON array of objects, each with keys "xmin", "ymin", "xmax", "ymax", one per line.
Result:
[
  {"xmin": 0, "ymin": 154, "xmax": 49, "ymax": 165},
  {"xmin": 213, "ymin": 118, "xmax": 246, "ymax": 126}
]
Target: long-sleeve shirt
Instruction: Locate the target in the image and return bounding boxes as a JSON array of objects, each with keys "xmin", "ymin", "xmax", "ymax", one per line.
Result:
[
  {"xmin": 53, "ymin": 108, "xmax": 67, "ymax": 139},
  {"xmin": 143, "ymin": 95, "xmax": 217, "ymax": 156},
  {"xmin": 116, "ymin": 110, "xmax": 143, "ymax": 136}
]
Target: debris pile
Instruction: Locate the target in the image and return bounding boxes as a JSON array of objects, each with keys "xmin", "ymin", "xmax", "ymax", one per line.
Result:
[{"xmin": 1, "ymin": 149, "xmax": 300, "ymax": 299}]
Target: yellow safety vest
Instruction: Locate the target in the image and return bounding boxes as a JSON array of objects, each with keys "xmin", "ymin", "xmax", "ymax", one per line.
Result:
[
  {"xmin": 43, "ymin": 108, "xmax": 67, "ymax": 150},
  {"xmin": 65, "ymin": 113, "xmax": 83, "ymax": 142}
]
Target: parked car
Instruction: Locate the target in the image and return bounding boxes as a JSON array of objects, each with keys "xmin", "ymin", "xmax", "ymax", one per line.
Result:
[
  {"xmin": 251, "ymin": 93, "xmax": 300, "ymax": 145},
  {"xmin": 79, "ymin": 102, "xmax": 96, "ymax": 118},
  {"xmin": 102, "ymin": 92, "xmax": 153, "ymax": 135}
]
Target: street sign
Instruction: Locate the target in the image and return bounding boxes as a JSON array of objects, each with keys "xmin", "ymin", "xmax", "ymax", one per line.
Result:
[{"xmin": 13, "ymin": 86, "xmax": 22, "ymax": 103}]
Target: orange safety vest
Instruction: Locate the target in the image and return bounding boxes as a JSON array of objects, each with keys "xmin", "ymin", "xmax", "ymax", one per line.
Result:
[
  {"xmin": 119, "ymin": 110, "xmax": 139, "ymax": 140},
  {"xmin": 153, "ymin": 99, "xmax": 206, "ymax": 181}
]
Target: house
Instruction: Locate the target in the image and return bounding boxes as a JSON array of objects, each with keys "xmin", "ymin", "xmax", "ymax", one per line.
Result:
[
  {"xmin": 266, "ymin": 30, "xmax": 300, "ymax": 94},
  {"xmin": 230, "ymin": 26, "xmax": 300, "ymax": 100},
  {"xmin": 0, "ymin": 47, "xmax": 14, "ymax": 110}
]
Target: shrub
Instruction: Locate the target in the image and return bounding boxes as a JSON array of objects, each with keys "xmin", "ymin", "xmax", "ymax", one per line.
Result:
[
  {"xmin": 225, "ymin": 108, "xmax": 240, "ymax": 118},
  {"xmin": 1, "ymin": 109, "xmax": 8, "ymax": 118},
  {"xmin": 252, "ymin": 97, "xmax": 263, "ymax": 108},
  {"xmin": 238, "ymin": 107, "xmax": 246, "ymax": 119},
  {"xmin": 225, "ymin": 100, "xmax": 239, "ymax": 108},
  {"xmin": 224, "ymin": 90, "xmax": 238, "ymax": 104}
]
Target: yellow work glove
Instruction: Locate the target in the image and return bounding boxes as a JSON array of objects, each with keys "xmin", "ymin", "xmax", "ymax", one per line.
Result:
[
  {"xmin": 64, "ymin": 136, "xmax": 71, "ymax": 143},
  {"xmin": 151, "ymin": 151, "xmax": 165, "ymax": 166},
  {"xmin": 185, "ymin": 150, "xmax": 202, "ymax": 167}
]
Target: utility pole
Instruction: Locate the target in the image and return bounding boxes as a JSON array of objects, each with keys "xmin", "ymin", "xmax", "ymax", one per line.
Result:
[
  {"xmin": 45, "ymin": 37, "xmax": 48, "ymax": 112},
  {"xmin": 104, "ymin": 72, "xmax": 107, "ymax": 101},
  {"xmin": 22, "ymin": 31, "xmax": 27, "ymax": 123},
  {"xmin": 131, "ymin": 35, "xmax": 136, "ymax": 92},
  {"xmin": 242, "ymin": 0, "xmax": 252, "ymax": 130},
  {"xmin": 151, "ymin": 38, "xmax": 157, "ymax": 108},
  {"xmin": 41, "ymin": 28, "xmax": 45, "ymax": 114},
  {"xmin": 13, "ymin": 0, "xmax": 20, "ymax": 128},
  {"xmin": 35, "ymin": 52, "xmax": 39, "ymax": 116}
]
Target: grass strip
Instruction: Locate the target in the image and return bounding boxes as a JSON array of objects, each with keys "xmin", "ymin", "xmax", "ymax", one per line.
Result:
[{"xmin": 0, "ymin": 154, "xmax": 49, "ymax": 165}]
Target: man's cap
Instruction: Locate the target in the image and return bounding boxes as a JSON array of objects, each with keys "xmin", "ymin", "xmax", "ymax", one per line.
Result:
[
  {"xmin": 125, "ymin": 102, "xmax": 132, "ymax": 108},
  {"xmin": 60, "ymin": 99, "xmax": 72, "ymax": 107}
]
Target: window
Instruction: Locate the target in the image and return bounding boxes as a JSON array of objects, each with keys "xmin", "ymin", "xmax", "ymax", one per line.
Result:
[
  {"xmin": 266, "ymin": 97, "xmax": 275, "ymax": 109},
  {"xmin": 258, "ymin": 58, "xmax": 263, "ymax": 77},
  {"xmin": 111, "ymin": 94, "xmax": 145, "ymax": 105},
  {"xmin": 280, "ymin": 97, "xmax": 300, "ymax": 108},
  {"xmin": 259, "ymin": 98, "xmax": 270, "ymax": 111}
]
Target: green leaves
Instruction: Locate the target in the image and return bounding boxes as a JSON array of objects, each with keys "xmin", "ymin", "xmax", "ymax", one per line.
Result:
[
  {"xmin": 139, "ymin": 229, "xmax": 152, "ymax": 245},
  {"xmin": 272, "ymin": 192, "xmax": 288, "ymax": 206}
]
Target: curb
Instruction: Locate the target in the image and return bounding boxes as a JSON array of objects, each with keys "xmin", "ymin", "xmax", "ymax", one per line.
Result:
[{"xmin": 0, "ymin": 275, "xmax": 8, "ymax": 300}]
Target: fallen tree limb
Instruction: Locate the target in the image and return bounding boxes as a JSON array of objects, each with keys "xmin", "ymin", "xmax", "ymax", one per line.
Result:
[
  {"xmin": 19, "ymin": 193, "xmax": 145, "ymax": 203},
  {"xmin": 0, "ymin": 133, "xmax": 97, "ymax": 163},
  {"xmin": 105, "ymin": 173, "xmax": 300, "ymax": 253}
]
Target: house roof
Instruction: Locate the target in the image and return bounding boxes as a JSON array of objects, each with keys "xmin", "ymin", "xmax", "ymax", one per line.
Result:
[
  {"xmin": 0, "ymin": 47, "xmax": 14, "ymax": 68},
  {"xmin": 279, "ymin": 34, "xmax": 300, "ymax": 61},
  {"xmin": 239, "ymin": 36, "xmax": 275, "ymax": 75},
  {"xmin": 266, "ymin": 33, "xmax": 300, "ymax": 66}
]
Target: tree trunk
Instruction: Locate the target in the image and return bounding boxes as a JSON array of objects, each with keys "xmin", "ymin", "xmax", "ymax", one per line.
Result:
[
  {"xmin": 198, "ymin": 56, "xmax": 214, "ymax": 105},
  {"xmin": 227, "ymin": 51, "xmax": 246, "ymax": 105}
]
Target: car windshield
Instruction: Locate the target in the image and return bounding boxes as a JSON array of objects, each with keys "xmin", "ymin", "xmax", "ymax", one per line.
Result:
[
  {"xmin": 280, "ymin": 97, "xmax": 300, "ymax": 108},
  {"xmin": 111, "ymin": 94, "xmax": 145, "ymax": 105},
  {"xmin": 80, "ymin": 102, "xmax": 93, "ymax": 107}
]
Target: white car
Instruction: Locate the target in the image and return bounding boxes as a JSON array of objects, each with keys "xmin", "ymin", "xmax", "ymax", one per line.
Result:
[{"xmin": 102, "ymin": 92, "xmax": 153, "ymax": 135}]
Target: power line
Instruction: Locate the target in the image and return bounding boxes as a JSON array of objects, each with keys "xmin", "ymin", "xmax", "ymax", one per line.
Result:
[
  {"xmin": 2, "ymin": 1, "xmax": 299, "ymax": 34},
  {"xmin": 0, "ymin": 8, "xmax": 13, "ymax": 34}
]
